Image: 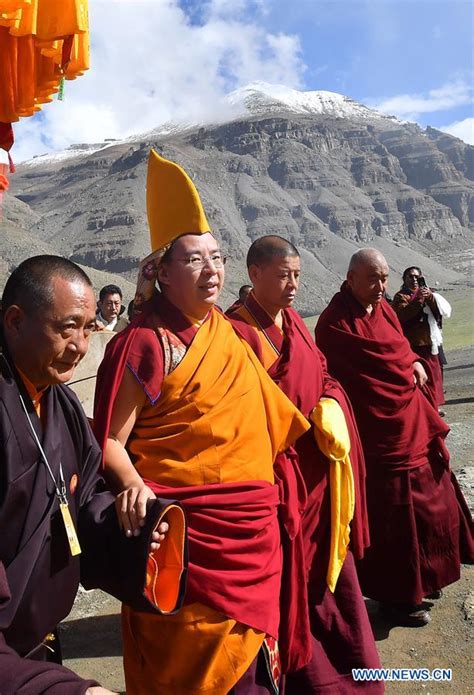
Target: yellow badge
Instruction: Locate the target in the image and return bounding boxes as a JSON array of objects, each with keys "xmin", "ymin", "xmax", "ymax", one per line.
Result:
[{"xmin": 59, "ymin": 502, "xmax": 82, "ymax": 556}]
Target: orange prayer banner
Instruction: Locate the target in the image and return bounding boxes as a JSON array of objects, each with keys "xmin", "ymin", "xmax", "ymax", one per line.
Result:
[{"xmin": 0, "ymin": 0, "xmax": 89, "ymax": 123}]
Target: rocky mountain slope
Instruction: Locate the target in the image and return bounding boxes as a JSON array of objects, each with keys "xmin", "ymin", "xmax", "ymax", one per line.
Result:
[{"xmin": 2, "ymin": 83, "xmax": 473, "ymax": 312}]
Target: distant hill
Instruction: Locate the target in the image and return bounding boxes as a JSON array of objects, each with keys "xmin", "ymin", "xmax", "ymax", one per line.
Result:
[{"xmin": 2, "ymin": 82, "xmax": 473, "ymax": 312}]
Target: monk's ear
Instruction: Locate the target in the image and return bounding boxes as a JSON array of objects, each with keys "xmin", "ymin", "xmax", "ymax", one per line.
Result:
[
  {"xmin": 157, "ymin": 262, "xmax": 171, "ymax": 288},
  {"xmin": 248, "ymin": 264, "xmax": 261, "ymax": 285},
  {"xmin": 346, "ymin": 271, "xmax": 354, "ymax": 289},
  {"xmin": 2, "ymin": 305, "xmax": 26, "ymax": 335}
]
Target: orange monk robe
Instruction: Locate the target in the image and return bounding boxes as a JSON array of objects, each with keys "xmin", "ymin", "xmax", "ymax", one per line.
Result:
[{"xmin": 95, "ymin": 300, "xmax": 310, "ymax": 695}]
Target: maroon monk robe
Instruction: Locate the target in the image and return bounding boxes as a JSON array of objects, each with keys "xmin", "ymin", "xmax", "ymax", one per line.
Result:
[
  {"xmin": 316, "ymin": 283, "xmax": 473, "ymax": 605},
  {"xmin": 228, "ymin": 295, "xmax": 383, "ymax": 695},
  {"xmin": 412, "ymin": 345, "xmax": 445, "ymax": 409}
]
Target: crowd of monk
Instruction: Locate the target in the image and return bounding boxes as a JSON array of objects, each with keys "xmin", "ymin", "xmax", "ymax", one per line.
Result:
[{"xmin": 0, "ymin": 150, "xmax": 472, "ymax": 695}]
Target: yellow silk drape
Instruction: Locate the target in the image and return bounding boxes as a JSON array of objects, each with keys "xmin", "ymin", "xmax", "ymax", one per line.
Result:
[
  {"xmin": 0, "ymin": 0, "xmax": 89, "ymax": 123},
  {"xmin": 311, "ymin": 397, "xmax": 355, "ymax": 593}
]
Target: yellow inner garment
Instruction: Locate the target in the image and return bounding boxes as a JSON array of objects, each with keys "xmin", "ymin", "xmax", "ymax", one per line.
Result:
[
  {"xmin": 129, "ymin": 309, "xmax": 308, "ymax": 487},
  {"xmin": 311, "ymin": 397, "xmax": 355, "ymax": 592}
]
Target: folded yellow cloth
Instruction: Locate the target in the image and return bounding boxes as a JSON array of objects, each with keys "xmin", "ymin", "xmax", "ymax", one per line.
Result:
[{"xmin": 310, "ymin": 397, "xmax": 355, "ymax": 592}]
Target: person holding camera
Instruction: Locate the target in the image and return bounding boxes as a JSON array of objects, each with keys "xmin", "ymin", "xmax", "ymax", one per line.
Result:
[{"xmin": 392, "ymin": 267, "xmax": 450, "ymax": 413}]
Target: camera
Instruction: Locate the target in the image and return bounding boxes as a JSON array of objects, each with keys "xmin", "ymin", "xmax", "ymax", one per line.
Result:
[{"xmin": 417, "ymin": 276, "xmax": 427, "ymax": 288}]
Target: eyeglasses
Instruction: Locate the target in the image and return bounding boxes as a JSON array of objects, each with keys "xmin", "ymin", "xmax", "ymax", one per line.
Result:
[{"xmin": 178, "ymin": 253, "xmax": 227, "ymax": 270}]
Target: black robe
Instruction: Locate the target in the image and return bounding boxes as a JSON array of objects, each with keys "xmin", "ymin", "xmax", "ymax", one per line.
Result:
[{"xmin": 0, "ymin": 345, "xmax": 187, "ymax": 693}]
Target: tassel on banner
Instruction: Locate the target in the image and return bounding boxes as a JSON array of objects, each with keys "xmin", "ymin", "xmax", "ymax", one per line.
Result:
[
  {"xmin": 57, "ymin": 76, "xmax": 66, "ymax": 101},
  {"xmin": 0, "ymin": 122, "xmax": 15, "ymax": 217},
  {"xmin": 0, "ymin": 162, "xmax": 9, "ymax": 217}
]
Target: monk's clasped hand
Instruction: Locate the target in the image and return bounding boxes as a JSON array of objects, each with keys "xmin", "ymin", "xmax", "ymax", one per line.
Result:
[{"xmin": 115, "ymin": 484, "xmax": 157, "ymax": 538}]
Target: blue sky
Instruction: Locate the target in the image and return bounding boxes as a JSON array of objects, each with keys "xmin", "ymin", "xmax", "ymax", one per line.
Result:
[
  {"xmin": 185, "ymin": 0, "xmax": 473, "ymax": 130},
  {"xmin": 10, "ymin": 0, "xmax": 473, "ymax": 162}
]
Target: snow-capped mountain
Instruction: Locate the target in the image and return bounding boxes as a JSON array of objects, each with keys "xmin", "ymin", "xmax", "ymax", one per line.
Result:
[
  {"xmin": 225, "ymin": 82, "xmax": 398, "ymax": 122},
  {"xmin": 21, "ymin": 82, "xmax": 399, "ymax": 167}
]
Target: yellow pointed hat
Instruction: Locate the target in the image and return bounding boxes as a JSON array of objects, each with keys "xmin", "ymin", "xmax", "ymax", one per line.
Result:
[{"xmin": 147, "ymin": 149, "xmax": 211, "ymax": 253}]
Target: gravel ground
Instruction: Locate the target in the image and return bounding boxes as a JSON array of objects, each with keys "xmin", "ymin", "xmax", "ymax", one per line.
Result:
[{"xmin": 61, "ymin": 347, "xmax": 474, "ymax": 694}]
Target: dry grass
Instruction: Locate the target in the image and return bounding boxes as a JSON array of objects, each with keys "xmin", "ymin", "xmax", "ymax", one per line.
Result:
[{"xmin": 441, "ymin": 287, "xmax": 474, "ymax": 351}]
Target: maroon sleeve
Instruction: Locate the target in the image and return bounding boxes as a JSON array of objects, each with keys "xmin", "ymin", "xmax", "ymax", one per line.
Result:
[
  {"xmin": 0, "ymin": 564, "xmax": 98, "ymax": 695},
  {"xmin": 314, "ymin": 343, "xmax": 340, "ymax": 395},
  {"xmin": 126, "ymin": 326, "xmax": 164, "ymax": 404}
]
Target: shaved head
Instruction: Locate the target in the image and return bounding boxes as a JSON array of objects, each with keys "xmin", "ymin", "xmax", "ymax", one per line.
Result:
[
  {"xmin": 247, "ymin": 235, "xmax": 299, "ymax": 268},
  {"xmin": 347, "ymin": 248, "xmax": 389, "ymax": 311},
  {"xmin": 247, "ymin": 236, "xmax": 301, "ymax": 320},
  {"xmin": 348, "ymin": 248, "xmax": 388, "ymax": 274}
]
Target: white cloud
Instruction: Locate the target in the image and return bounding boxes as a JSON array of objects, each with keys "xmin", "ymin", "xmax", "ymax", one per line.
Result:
[
  {"xmin": 206, "ymin": 0, "xmax": 269, "ymax": 20},
  {"xmin": 370, "ymin": 79, "xmax": 473, "ymax": 120},
  {"xmin": 439, "ymin": 117, "xmax": 474, "ymax": 145},
  {"xmin": 12, "ymin": 0, "xmax": 305, "ymax": 161}
]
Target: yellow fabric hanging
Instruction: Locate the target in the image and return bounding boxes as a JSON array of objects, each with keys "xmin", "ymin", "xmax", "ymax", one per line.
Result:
[
  {"xmin": 310, "ymin": 398, "xmax": 355, "ymax": 593},
  {"xmin": 0, "ymin": 0, "xmax": 89, "ymax": 124}
]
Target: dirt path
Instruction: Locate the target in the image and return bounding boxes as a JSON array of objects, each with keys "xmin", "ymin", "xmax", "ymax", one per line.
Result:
[{"xmin": 61, "ymin": 347, "xmax": 474, "ymax": 694}]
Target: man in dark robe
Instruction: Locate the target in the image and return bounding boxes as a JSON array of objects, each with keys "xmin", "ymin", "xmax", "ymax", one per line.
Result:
[
  {"xmin": 392, "ymin": 267, "xmax": 447, "ymax": 412},
  {"xmin": 227, "ymin": 284, "xmax": 253, "ymax": 313},
  {"xmin": 316, "ymin": 248, "xmax": 473, "ymax": 627},
  {"xmin": 227, "ymin": 236, "xmax": 383, "ymax": 694},
  {"xmin": 0, "ymin": 255, "xmax": 181, "ymax": 694}
]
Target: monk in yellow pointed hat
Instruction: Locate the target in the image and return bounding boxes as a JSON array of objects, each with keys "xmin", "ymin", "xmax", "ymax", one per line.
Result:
[
  {"xmin": 147, "ymin": 149, "xmax": 210, "ymax": 253},
  {"xmin": 94, "ymin": 151, "xmax": 311, "ymax": 694},
  {"xmin": 134, "ymin": 150, "xmax": 213, "ymax": 307}
]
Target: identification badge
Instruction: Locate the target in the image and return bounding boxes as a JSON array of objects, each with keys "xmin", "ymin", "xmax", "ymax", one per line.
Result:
[{"xmin": 59, "ymin": 502, "xmax": 82, "ymax": 556}]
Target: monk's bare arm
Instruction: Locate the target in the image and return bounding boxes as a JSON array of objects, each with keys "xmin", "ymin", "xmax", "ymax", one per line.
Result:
[
  {"xmin": 104, "ymin": 368, "xmax": 166, "ymax": 539},
  {"xmin": 104, "ymin": 366, "xmax": 146, "ymax": 490}
]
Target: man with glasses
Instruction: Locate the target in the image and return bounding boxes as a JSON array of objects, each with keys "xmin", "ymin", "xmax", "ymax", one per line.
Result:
[
  {"xmin": 94, "ymin": 151, "xmax": 310, "ymax": 695},
  {"xmin": 96, "ymin": 284, "xmax": 128, "ymax": 332},
  {"xmin": 392, "ymin": 267, "xmax": 450, "ymax": 413}
]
